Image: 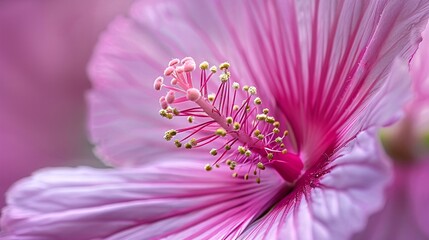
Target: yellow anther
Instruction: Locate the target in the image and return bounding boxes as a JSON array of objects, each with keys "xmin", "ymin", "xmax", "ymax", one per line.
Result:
[
  {"xmin": 232, "ymin": 82, "xmax": 240, "ymax": 90},
  {"xmin": 159, "ymin": 109, "xmax": 167, "ymax": 117},
  {"xmin": 174, "ymin": 140, "xmax": 182, "ymax": 148},
  {"xmin": 233, "ymin": 105, "xmax": 239, "ymax": 111},
  {"xmin": 220, "ymin": 73, "xmax": 229, "ymax": 82},
  {"xmin": 257, "ymin": 162, "xmax": 266, "ymax": 170},
  {"xmin": 163, "ymin": 129, "xmax": 177, "ymax": 141},
  {"xmin": 273, "ymin": 128, "xmax": 280, "ymax": 134},
  {"xmin": 210, "ymin": 66, "xmax": 217, "ymax": 73},
  {"xmin": 267, "ymin": 153, "xmax": 273, "ymax": 160},
  {"xmin": 233, "ymin": 122, "xmax": 241, "ymax": 130},
  {"xmin": 254, "ymin": 97, "xmax": 262, "ymax": 105},
  {"xmin": 190, "ymin": 138, "xmax": 197, "ymax": 146},
  {"xmin": 187, "ymin": 116, "xmax": 194, "ymax": 123},
  {"xmin": 205, "ymin": 164, "xmax": 213, "ymax": 171},
  {"xmin": 208, "ymin": 93, "xmax": 215, "ymax": 102},
  {"xmin": 164, "ymin": 135, "xmax": 173, "ymax": 141},
  {"xmin": 232, "ymin": 172, "xmax": 238, "ymax": 178},
  {"xmin": 282, "ymin": 149, "xmax": 288, "ymax": 154},
  {"xmin": 248, "ymin": 86, "xmax": 257, "ymax": 95},
  {"xmin": 238, "ymin": 146, "xmax": 246, "ymax": 154},
  {"xmin": 226, "ymin": 116, "xmax": 233, "ymax": 124},
  {"xmin": 219, "ymin": 62, "xmax": 230, "ymax": 70},
  {"xmin": 280, "ymin": 143, "xmax": 285, "ymax": 148},
  {"xmin": 246, "ymin": 105, "xmax": 251, "ymax": 112},
  {"xmin": 244, "ymin": 174, "xmax": 249, "ymax": 180},
  {"xmin": 185, "ymin": 143, "xmax": 192, "ymax": 149},
  {"xmin": 273, "ymin": 121, "xmax": 280, "ymax": 128},
  {"xmin": 226, "ymin": 159, "xmax": 232, "ymax": 165},
  {"xmin": 173, "ymin": 108, "xmax": 180, "ymax": 116},
  {"xmin": 229, "ymin": 162, "xmax": 236, "ymax": 170},
  {"xmin": 253, "ymin": 129, "xmax": 261, "ymax": 137},
  {"xmin": 243, "ymin": 85, "xmax": 249, "ymax": 91},
  {"xmin": 256, "ymin": 177, "xmax": 261, "ymax": 184},
  {"xmin": 275, "ymin": 137, "xmax": 283, "ymax": 143},
  {"xmin": 283, "ymin": 130, "xmax": 289, "ymax": 136},
  {"xmin": 245, "ymin": 150, "xmax": 252, "ymax": 157},
  {"xmin": 225, "ymin": 145, "xmax": 231, "ymax": 151},
  {"xmin": 215, "ymin": 128, "xmax": 227, "ymax": 137},
  {"xmin": 210, "ymin": 148, "xmax": 218, "ymax": 156},
  {"xmin": 263, "ymin": 108, "xmax": 269, "ymax": 114},
  {"xmin": 199, "ymin": 61, "xmax": 209, "ymax": 70},
  {"xmin": 257, "ymin": 134, "xmax": 265, "ymax": 140},
  {"xmin": 166, "ymin": 113, "xmax": 174, "ymax": 119},
  {"xmin": 256, "ymin": 114, "xmax": 267, "ymax": 121},
  {"xmin": 265, "ymin": 116, "xmax": 275, "ymax": 124}
]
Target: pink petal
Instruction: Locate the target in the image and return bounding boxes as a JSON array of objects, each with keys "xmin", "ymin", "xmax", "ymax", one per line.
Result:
[
  {"xmin": 88, "ymin": 0, "xmax": 429, "ymax": 167},
  {"xmin": 1, "ymin": 162, "xmax": 284, "ymax": 239},
  {"xmin": 410, "ymin": 27, "xmax": 429, "ymax": 105},
  {"xmin": 408, "ymin": 27, "xmax": 429, "ymax": 138},
  {"xmin": 239, "ymin": 129, "xmax": 391, "ymax": 240},
  {"xmin": 283, "ymin": 0, "xmax": 428, "ymax": 153}
]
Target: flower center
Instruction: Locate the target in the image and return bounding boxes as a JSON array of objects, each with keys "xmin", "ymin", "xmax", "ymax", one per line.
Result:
[{"xmin": 154, "ymin": 57, "xmax": 303, "ymax": 183}]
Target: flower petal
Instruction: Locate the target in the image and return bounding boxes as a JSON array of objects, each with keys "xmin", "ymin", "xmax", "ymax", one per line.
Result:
[
  {"xmin": 239, "ymin": 129, "xmax": 391, "ymax": 240},
  {"xmin": 1, "ymin": 162, "xmax": 284, "ymax": 240},
  {"xmin": 410, "ymin": 28, "xmax": 429, "ymax": 105},
  {"xmin": 268, "ymin": 0, "xmax": 429, "ymax": 158},
  {"xmin": 88, "ymin": 0, "xmax": 429, "ymax": 167}
]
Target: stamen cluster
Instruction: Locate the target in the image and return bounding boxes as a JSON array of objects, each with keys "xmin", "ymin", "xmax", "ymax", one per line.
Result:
[{"xmin": 154, "ymin": 57, "xmax": 289, "ymax": 183}]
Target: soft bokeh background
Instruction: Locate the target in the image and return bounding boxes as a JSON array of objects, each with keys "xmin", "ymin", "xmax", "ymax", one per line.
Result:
[{"xmin": 0, "ymin": 0, "xmax": 134, "ymax": 208}]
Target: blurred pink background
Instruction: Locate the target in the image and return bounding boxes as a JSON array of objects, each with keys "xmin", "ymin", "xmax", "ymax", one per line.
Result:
[{"xmin": 0, "ymin": 0, "xmax": 133, "ymax": 208}]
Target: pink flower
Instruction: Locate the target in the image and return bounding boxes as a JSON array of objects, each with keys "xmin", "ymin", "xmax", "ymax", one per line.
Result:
[
  {"xmin": 0, "ymin": 0, "xmax": 133, "ymax": 208},
  {"xmin": 353, "ymin": 28, "xmax": 429, "ymax": 240},
  {"xmin": 2, "ymin": 0, "xmax": 429, "ymax": 239}
]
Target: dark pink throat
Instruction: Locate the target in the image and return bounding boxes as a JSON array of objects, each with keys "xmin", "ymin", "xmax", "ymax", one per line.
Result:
[{"xmin": 269, "ymin": 152, "xmax": 303, "ymax": 183}]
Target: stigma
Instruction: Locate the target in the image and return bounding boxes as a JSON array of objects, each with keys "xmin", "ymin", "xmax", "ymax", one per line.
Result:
[{"xmin": 154, "ymin": 57, "xmax": 301, "ymax": 183}]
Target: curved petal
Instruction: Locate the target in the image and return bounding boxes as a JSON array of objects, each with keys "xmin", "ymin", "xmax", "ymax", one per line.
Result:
[
  {"xmin": 409, "ymin": 27, "xmax": 429, "ymax": 140},
  {"xmin": 410, "ymin": 28, "xmax": 429, "ymax": 105},
  {"xmin": 1, "ymin": 162, "xmax": 284, "ymax": 240},
  {"xmin": 239, "ymin": 129, "xmax": 391, "ymax": 240},
  {"xmin": 88, "ymin": 0, "xmax": 429, "ymax": 167}
]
